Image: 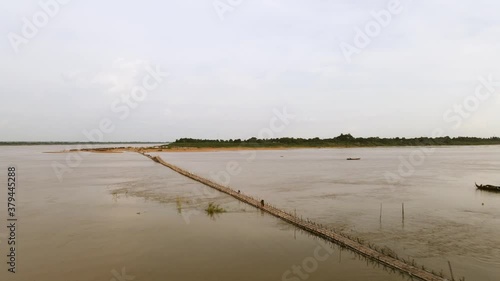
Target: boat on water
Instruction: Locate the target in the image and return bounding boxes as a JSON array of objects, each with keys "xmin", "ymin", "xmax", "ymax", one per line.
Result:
[
  {"xmin": 347, "ymin": 158, "xmax": 361, "ymax": 160},
  {"xmin": 475, "ymin": 182, "xmax": 500, "ymax": 192}
]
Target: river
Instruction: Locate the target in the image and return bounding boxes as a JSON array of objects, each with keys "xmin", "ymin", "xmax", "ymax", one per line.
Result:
[{"xmin": 0, "ymin": 145, "xmax": 498, "ymax": 280}]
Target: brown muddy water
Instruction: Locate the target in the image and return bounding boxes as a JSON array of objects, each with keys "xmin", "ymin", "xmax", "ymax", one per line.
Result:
[
  {"xmin": 0, "ymin": 145, "xmax": 407, "ymax": 281},
  {"xmin": 151, "ymin": 146, "xmax": 500, "ymax": 281},
  {"xmin": 0, "ymin": 145, "xmax": 498, "ymax": 281}
]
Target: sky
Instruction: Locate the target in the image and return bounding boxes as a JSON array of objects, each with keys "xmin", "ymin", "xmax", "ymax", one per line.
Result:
[{"xmin": 1, "ymin": 0, "xmax": 499, "ymax": 141}]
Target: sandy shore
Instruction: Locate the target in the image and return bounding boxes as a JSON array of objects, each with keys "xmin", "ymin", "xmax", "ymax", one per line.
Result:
[{"xmin": 50, "ymin": 146, "xmax": 304, "ymax": 154}]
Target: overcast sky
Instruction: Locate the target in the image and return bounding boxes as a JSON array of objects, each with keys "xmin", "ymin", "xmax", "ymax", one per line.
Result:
[{"xmin": 1, "ymin": 0, "xmax": 499, "ymax": 141}]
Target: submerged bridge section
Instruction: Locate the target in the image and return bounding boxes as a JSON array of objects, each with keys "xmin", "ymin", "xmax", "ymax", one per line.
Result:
[{"xmin": 141, "ymin": 152, "xmax": 448, "ymax": 281}]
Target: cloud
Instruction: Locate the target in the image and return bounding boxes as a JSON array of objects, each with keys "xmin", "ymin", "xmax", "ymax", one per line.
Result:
[
  {"xmin": 0, "ymin": 120, "xmax": 9, "ymax": 129},
  {"xmin": 1, "ymin": 0, "xmax": 500, "ymax": 140},
  {"xmin": 60, "ymin": 58, "xmax": 149, "ymax": 96}
]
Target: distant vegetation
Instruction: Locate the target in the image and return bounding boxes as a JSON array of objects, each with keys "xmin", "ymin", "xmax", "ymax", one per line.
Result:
[
  {"xmin": 4, "ymin": 135, "xmax": 500, "ymax": 148},
  {"xmin": 166, "ymin": 134, "xmax": 500, "ymax": 148}
]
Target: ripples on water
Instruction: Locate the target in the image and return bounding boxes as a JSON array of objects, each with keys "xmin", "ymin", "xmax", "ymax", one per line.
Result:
[
  {"xmin": 153, "ymin": 146, "xmax": 500, "ymax": 281},
  {"xmin": 0, "ymin": 145, "xmax": 412, "ymax": 281},
  {"xmin": 0, "ymin": 145, "xmax": 498, "ymax": 280}
]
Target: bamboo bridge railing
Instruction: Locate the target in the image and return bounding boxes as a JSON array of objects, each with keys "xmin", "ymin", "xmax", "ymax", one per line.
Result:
[{"xmin": 140, "ymin": 152, "xmax": 449, "ymax": 281}]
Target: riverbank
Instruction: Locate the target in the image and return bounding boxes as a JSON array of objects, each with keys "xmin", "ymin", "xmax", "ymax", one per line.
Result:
[
  {"xmin": 53, "ymin": 143, "xmax": 500, "ymax": 154},
  {"xmin": 49, "ymin": 146, "xmax": 299, "ymax": 153}
]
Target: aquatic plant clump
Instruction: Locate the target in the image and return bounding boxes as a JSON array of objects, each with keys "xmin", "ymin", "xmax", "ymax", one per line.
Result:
[{"xmin": 205, "ymin": 202, "xmax": 226, "ymax": 215}]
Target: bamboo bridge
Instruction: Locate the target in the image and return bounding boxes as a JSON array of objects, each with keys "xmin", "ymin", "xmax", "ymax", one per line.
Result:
[{"xmin": 140, "ymin": 152, "xmax": 449, "ymax": 281}]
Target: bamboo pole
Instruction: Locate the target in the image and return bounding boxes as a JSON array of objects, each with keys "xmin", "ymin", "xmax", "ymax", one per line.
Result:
[
  {"xmin": 448, "ymin": 261, "xmax": 455, "ymax": 281},
  {"xmin": 380, "ymin": 203, "xmax": 383, "ymax": 223},
  {"xmin": 402, "ymin": 203, "xmax": 405, "ymax": 223}
]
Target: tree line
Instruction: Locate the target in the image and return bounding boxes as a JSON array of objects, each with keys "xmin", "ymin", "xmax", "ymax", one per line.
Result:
[{"xmin": 167, "ymin": 134, "xmax": 500, "ymax": 148}]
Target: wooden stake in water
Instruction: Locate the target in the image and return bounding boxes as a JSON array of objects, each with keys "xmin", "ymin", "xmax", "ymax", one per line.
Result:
[
  {"xmin": 402, "ymin": 203, "xmax": 405, "ymax": 223},
  {"xmin": 448, "ymin": 260, "xmax": 455, "ymax": 281},
  {"xmin": 379, "ymin": 203, "xmax": 383, "ymax": 223}
]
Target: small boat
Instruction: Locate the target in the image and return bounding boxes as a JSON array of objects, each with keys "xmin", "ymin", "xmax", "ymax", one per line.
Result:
[
  {"xmin": 347, "ymin": 158, "xmax": 361, "ymax": 160},
  {"xmin": 475, "ymin": 182, "xmax": 500, "ymax": 192}
]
